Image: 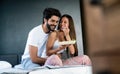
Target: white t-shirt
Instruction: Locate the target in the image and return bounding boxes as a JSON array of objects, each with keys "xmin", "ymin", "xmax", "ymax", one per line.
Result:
[{"xmin": 22, "ymin": 25, "xmax": 48, "ymax": 60}]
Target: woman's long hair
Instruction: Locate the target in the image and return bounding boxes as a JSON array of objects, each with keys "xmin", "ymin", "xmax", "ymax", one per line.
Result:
[{"xmin": 58, "ymin": 14, "xmax": 78, "ymax": 56}]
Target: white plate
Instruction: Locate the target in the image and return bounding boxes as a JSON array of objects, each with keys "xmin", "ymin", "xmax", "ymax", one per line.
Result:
[{"xmin": 59, "ymin": 40, "xmax": 76, "ymax": 45}]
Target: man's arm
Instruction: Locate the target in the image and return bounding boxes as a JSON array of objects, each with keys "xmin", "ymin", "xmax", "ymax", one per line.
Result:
[{"xmin": 29, "ymin": 45, "xmax": 46, "ymax": 65}]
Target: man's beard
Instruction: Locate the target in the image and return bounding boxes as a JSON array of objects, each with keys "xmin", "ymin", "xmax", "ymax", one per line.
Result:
[{"xmin": 46, "ymin": 23, "xmax": 56, "ymax": 33}]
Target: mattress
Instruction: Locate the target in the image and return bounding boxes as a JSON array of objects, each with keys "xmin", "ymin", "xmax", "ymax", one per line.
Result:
[
  {"xmin": 0, "ymin": 65, "xmax": 92, "ymax": 74},
  {"xmin": 29, "ymin": 65, "xmax": 92, "ymax": 74},
  {"xmin": 0, "ymin": 68, "xmax": 29, "ymax": 74}
]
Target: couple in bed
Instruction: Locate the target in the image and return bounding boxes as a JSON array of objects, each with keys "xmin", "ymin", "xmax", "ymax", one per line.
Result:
[{"xmin": 19, "ymin": 8, "xmax": 91, "ymax": 70}]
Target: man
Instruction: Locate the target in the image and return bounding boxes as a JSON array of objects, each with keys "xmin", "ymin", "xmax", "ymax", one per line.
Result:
[{"xmin": 21, "ymin": 8, "xmax": 61, "ymax": 70}]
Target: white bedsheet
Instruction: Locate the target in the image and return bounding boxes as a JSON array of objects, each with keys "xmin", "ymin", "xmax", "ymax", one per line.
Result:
[
  {"xmin": 0, "ymin": 68, "xmax": 29, "ymax": 74},
  {"xmin": 0, "ymin": 61, "xmax": 12, "ymax": 69},
  {"xmin": 0, "ymin": 65, "xmax": 92, "ymax": 74},
  {"xmin": 29, "ymin": 65, "xmax": 92, "ymax": 74}
]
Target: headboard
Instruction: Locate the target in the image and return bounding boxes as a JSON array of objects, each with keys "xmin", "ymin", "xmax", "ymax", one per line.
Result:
[{"xmin": 0, "ymin": 54, "xmax": 21, "ymax": 67}]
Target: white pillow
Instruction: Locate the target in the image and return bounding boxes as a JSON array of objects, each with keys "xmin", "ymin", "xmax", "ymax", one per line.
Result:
[{"xmin": 0, "ymin": 61, "xmax": 12, "ymax": 69}]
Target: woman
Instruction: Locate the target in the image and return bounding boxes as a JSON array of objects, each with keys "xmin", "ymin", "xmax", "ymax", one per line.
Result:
[{"xmin": 44, "ymin": 14, "xmax": 91, "ymax": 66}]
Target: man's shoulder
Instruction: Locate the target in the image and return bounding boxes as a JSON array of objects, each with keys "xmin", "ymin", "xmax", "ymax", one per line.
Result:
[
  {"xmin": 29, "ymin": 25, "xmax": 42, "ymax": 33},
  {"xmin": 32, "ymin": 25, "xmax": 42, "ymax": 30}
]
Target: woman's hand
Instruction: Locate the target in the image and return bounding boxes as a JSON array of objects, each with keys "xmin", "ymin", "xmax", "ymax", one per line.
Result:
[
  {"xmin": 62, "ymin": 28, "xmax": 70, "ymax": 36},
  {"xmin": 59, "ymin": 44, "xmax": 70, "ymax": 51}
]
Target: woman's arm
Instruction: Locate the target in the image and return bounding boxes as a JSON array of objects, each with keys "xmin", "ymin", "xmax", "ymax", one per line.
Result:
[
  {"xmin": 65, "ymin": 34, "xmax": 75, "ymax": 55},
  {"xmin": 46, "ymin": 31, "xmax": 66, "ymax": 56},
  {"xmin": 62, "ymin": 28, "xmax": 75, "ymax": 55}
]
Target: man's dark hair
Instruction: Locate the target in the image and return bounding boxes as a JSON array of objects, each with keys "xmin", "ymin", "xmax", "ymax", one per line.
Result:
[{"xmin": 42, "ymin": 8, "xmax": 61, "ymax": 24}]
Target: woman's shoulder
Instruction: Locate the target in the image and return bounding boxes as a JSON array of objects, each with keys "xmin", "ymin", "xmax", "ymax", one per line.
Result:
[
  {"xmin": 58, "ymin": 31, "xmax": 64, "ymax": 37},
  {"xmin": 49, "ymin": 30, "xmax": 59, "ymax": 37}
]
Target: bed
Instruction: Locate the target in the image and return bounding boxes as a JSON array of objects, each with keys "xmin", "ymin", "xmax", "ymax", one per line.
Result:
[
  {"xmin": 0, "ymin": 65, "xmax": 92, "ymax": 74},
  {"xmin": 0, "ymin": 54, "xmax": 92, "ymax": 74},
  {"xmin": 29, "ymin": 65, "xmax": 92, "ymax": 74}
]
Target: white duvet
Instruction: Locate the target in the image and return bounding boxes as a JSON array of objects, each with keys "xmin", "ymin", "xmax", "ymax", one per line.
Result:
[
  {"xmin": 30, "ymin": 65, "xmax": 92, "ymax": 74},
  {"xmin": 0, "ymin": 61, "xmax": 12, "ymax": 69},
  {"xmin": 0, "ymin": 64, "xmax": 92, "ymax": 74}
]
